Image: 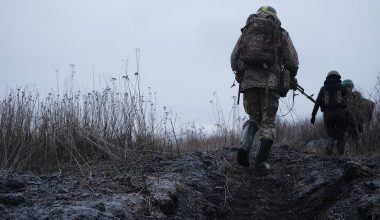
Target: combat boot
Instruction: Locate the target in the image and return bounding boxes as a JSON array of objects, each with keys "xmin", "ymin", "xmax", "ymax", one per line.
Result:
[
  {"xmin": 254, "ymin": 138, "xmax": 273, "ymax": 170},
  {"xmin": 237, "ymin": 120, "xmax": 258, "ymax": 167},
  {"xmin": 325, "ymin": 138, "xmax": 335, "ymax": 155}
]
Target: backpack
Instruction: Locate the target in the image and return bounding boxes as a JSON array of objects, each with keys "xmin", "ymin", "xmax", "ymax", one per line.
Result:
[
  {"xmin": 322, "ymin": 84, "xmax": 344, "ymax": 108},
  {"xmin": 238, "ymin": 13, "xmax": 282, "ymax": 66},
  {"xmin": 360, "ymin": 97, "xmax": 375, "ymax": 124}
]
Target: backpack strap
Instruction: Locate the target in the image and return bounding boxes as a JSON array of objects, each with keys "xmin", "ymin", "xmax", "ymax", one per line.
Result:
[
  {"xmin": 324, "ymin": 89, "xmax": 329, "ymax": 105},
  {"xmin": 241, "ymin": 14, "xmax": 258, "ymax": 33},
  {"xmin": 336, "ymin": 89, "xmax": 342, "ymax": 104}
]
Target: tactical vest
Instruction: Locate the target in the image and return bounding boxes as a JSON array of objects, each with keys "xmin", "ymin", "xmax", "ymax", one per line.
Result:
[{"xmin": 322, "ymin": 86, "xmax": 343, "ymax": 108}]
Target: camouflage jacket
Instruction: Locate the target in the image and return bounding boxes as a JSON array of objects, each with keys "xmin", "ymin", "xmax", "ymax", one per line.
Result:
[
  {"xmin": 346, "ymin": 90, "xmax": 375, "ymax": 126},
  {"xmin": 230, "ymin": 13, "xmax": 299, "ymax": 92}
]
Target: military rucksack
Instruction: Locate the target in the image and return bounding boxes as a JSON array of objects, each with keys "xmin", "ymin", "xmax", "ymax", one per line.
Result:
[
  {"xmin": 238, "ymin": 13, "xmax": 282, "ymax": 66},
  {"xmin": 322, "ymin": 84, "xmax": 344, "ymax": 108},
  {"xmin": 360, "ymin": 97, "xmax": 375, "ymax": 123}
]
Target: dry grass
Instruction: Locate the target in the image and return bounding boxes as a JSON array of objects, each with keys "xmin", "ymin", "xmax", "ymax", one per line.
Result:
[
  {"xmin": 0, "ymin": 55, "xmax": 243, "ymax": 173},
  {"xmin": 0, "ymin": 81, "xmax": 237, "ymax": 172},
  {"xmin": 0, "ymin": 76, "xmax": 163, "ymax": 172},
  {"xmin": 1, "ymin": 59, "xmax": 379, "ymax": 173}
]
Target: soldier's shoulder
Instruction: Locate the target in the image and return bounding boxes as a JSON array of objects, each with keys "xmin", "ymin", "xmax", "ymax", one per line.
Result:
[
  {"xmin": 318, "ymin": 86, "xmax": 326, "ymax": 93},
  {"xmin": 245, "ymin": 14, "xmax": 256, "ymax": 24},
  {"xmin": 281, "ymin": 28, "xmax": 289, "ymax": 35},
  {"xmin": 281, "ymin": 28, "xmax": 292, "ymax": 41},
  {"xmin": 353, "ymin": 91, "xmax": 363, "ymax": 98},
  {"xmin": 353, "ymin": 91, "xmax": 362, "ymax": 95}
]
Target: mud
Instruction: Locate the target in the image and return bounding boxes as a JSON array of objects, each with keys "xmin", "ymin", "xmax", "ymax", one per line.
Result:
[{"xmin": 0, "ymin": 145, "xmax": 379, "ymax": 219}]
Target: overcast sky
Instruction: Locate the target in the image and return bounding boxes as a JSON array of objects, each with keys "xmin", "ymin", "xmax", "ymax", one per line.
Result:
[{"xmin": 1, "ymin": 0, "xmax": 380, "ymax": 127}]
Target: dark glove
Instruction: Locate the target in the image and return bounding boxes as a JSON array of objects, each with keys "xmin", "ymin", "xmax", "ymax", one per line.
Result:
[
  {"xmin": 290, "ymin": 78, "xmax": 298, "ymax": 91},
  {"xmin": 235, "ymin": 73, "xmax": 244, "ymax": 84},
  {"xmin": 310, "ymin": 115, "xmax": 315, "ymax": 125}
]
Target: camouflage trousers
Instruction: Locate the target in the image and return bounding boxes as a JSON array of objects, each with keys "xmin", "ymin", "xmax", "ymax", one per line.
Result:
[{"xmin": 243, "ymin": 88, "xmax": 280, "ymax": 141}]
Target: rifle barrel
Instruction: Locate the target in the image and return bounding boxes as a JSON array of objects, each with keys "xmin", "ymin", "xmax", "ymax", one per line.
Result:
[
  {"xmin": 237, "ymin": 84, "xmax": 241, "ymax": 105},
  {"xmin": 296, "ymin": 84, "xmax": 316, "ymax": 103}
]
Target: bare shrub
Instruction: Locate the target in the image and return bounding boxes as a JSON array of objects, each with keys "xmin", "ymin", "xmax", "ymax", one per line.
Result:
[
  {"xmin": 0, "ymin": 76, "xmax": 163, "ymax": 172},
  {"xmin": 0, "ymin": 52, "xmax": 182, "ymax": 172},
  {"xmin": 360, "ymin": 75, "xmax": 380, "ymax": 153}
]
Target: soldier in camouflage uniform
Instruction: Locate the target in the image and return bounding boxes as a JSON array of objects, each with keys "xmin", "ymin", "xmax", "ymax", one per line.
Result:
[
  {"xmin": 343, "ymin": 79, "xmax": 363, "ymax": 148},
  {"xmin": 343, "ymin": 79, "xmax": 375, "ymax": 150},
  {"xmin": 231, "ymin": 6, "xmax": 299, "ymax": 169},
  {"xmin": 310, "ymin": 71, "xmax": 348, "ymax": 155}
]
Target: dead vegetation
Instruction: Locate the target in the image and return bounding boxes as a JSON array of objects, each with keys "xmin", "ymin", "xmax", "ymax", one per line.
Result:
[
  {"xmin": 1, "ymin": 52, "xmax": 379, "ymax": 174},
  {"xmin": 0, "ymin": 51, "xmax": 238, "ymax": 173}
]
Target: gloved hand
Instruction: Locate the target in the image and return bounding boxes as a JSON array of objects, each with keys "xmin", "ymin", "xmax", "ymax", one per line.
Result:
[
  {"xmin": 310, "ymin": 115, "xmax": 315, "ymax": 125},
  {"xmin": 290, "ymin": 78, "xmax": 298, "ymax": 91},
  {"xmin": 235, "ymin": 73, "xmax": 244, "ymax": 84}
]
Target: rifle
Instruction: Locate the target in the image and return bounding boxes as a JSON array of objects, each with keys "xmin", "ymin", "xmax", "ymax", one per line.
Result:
[
  {"xmin": 296, "ymin": 84, "xmax": 316, "ymax": 103},
  {"xmin": 231, "ymin": 70, "xmax": 242, "ymax": 105},
  {"xmin": 237, "ymin": 83, "xmax": 241, "ymax": 105}
]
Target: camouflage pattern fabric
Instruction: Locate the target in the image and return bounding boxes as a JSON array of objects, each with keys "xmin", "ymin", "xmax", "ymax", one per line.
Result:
[
  {"xmin": 230, "ymin": 13, "xmax": 298, "ymax": 92},
  {"xmin": 347, "ymin": 91, "xmax": 363, "ymax": 125},
  {"xmin": 243, "ymin": 88, "xmax": 280, "ymax": 141},
  {"xmin": 360, "ymin": 97, "xmax": 375, "ymax": 126},
  {"xmin": 231, "ymin": 12, "xmax": 298, "ymax": 144},
  {"xmin": 345, "ymin": 90, "xmax": 375, "ymax": 148},
  {"xmin": 238, "ymin": 12, "xmax": 282, "ymax": 66},
  {"xmin": 346, "ymin": 90, "xmax": 363, "ymax": 145}
]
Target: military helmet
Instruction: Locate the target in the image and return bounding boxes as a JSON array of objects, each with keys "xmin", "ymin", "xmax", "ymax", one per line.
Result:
[
  {"xmin": 257, "ymin": 6, "xmax": 277, "ymax": 15},
  {"xmin": 326, "ymin": 70, "xmax": 340, "ymax": 78},
  {"xmin": 342, "ymin": 79, "xmax": 354, "ymax": 88}
]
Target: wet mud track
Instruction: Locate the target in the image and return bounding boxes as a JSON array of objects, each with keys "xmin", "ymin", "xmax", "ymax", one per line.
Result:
[{"xmin": 1, "ymin": 145, "xmax": 379, "ymax": 219}]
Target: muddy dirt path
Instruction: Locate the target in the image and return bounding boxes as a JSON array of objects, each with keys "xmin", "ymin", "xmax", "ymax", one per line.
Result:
[{"xmin": 1, "ymin": 145, "xmax": 379, "ymax": 219}]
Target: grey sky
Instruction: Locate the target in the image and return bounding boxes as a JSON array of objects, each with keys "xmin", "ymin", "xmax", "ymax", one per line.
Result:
[{"xmin": 1, "ymin": 0, "xmax": 380, "ymax": 127}]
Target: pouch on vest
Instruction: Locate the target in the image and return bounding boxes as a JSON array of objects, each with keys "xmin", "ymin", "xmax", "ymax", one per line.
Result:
[
  {"xmin": 278, "ymin": 68, "xmax": 290, "ymax": 97},
  {"xmin": 323, "ymin": 88, "xmax": 342, "ymax": 107}
]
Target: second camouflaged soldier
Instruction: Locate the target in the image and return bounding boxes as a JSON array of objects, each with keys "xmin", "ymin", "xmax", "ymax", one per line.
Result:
[
  {"xmin": 342, "ymin": 79, "xmax": 363, "ymax": 148},
  {"xmin": 310, "ymin": 71, "xmax": 348, "ymax": 155},
  {"xmin": 231, "ymin": 6, "xmax": 299, "ymax": 169},
  {"xmin": 343, "ymin": 79, "xmax": 375, "ymax": 149}
]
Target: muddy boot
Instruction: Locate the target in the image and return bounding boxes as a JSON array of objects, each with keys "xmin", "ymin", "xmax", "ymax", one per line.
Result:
[
  {"xmin": 237, "ymin": 120, "xmax": 258, "ymax": 167},
  {"xmin": 254, "ymin": 138, "xmax": 273, "ymax": 170},
  {"xmin": 337, "ymin": 138, "xmax": 345, "ymax": 155},
  {"xmin": 325, "ymin": 138, "xmax": 335, "ymax": 155}
]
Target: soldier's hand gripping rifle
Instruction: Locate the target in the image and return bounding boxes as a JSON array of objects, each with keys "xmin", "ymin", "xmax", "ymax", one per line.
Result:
[
  {"xmin": 233, "ymin": 60, "xmax": 246, "ymax": 105},
  {"xmin": 231, "ymin": 72, "xmax": 242, "ymax": 105},
  {"xmin": 296, "ymin": 84, "xmax": 315, "ymax": 103}
]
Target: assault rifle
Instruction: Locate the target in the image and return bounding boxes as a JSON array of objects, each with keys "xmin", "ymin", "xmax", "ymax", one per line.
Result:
[
  {"xmin": 237, "ymin": 84, "xmax": 241, "ymax": 105},
  {"xmin": 296, "ymin": 84, "xmax": 315, "ymax": 103},
  {"xmin": 231, "ymin": 70, "xmax": 242, "ymax": 105}
]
